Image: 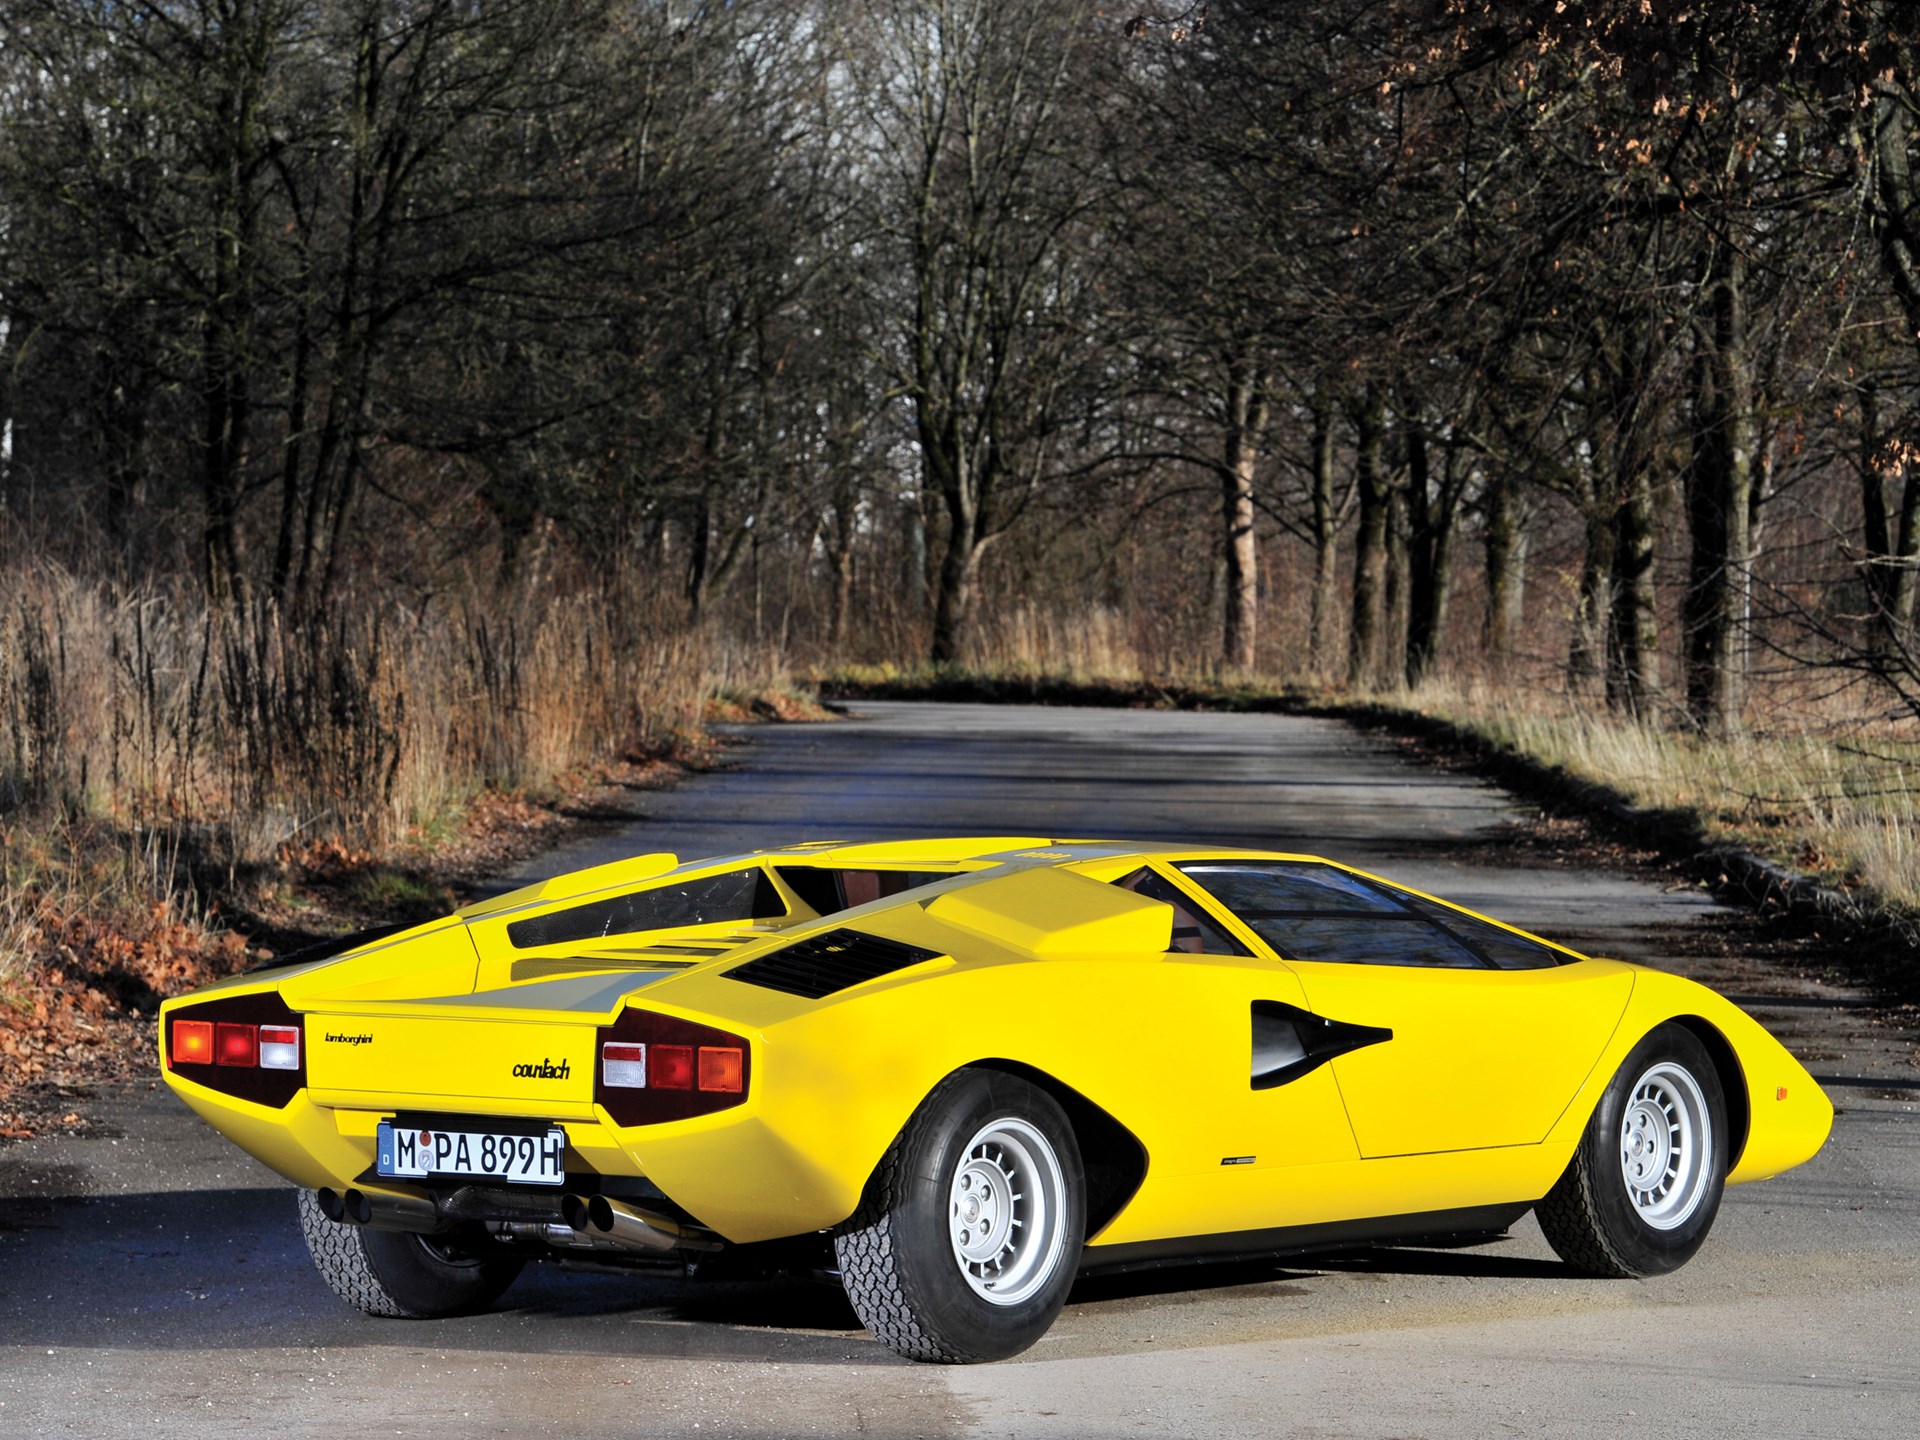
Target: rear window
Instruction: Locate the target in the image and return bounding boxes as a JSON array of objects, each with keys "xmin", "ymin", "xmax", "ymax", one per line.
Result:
[
  {"xmin": 776, "ymin": 867, "xmax": 950, "ymax": 916},
  {"xmin": 507, "ymin": 869, "xmax": 784, "ymax": 950}
]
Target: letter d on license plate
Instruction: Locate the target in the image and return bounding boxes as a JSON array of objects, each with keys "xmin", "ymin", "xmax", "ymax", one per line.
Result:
[{"xmin": 376, "ymin": 1121, "xmax": 566, "ymax": 1186}]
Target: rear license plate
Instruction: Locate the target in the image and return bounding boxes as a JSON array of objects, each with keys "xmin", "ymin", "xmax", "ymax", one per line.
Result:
[{"xmin": 376, "ymin": 1121, "xmax": 566, "ymax": 1186}]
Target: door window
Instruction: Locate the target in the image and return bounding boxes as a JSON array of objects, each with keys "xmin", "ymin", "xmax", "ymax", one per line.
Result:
[{"xmin": 1176, "ymin": 861, "xmax": 1559, "ymax": 970}]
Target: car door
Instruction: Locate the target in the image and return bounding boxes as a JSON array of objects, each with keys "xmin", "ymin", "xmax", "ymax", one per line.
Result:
[
  {"xmin": 1173, "ymin": 860, "xmax": 1634, "ymax": 1159},
  {"xmin": 1113, "ymin": 864, "xmax": 1361, "ymax": 1170}
]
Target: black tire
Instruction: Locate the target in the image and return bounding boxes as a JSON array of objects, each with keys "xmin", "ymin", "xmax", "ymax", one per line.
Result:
[
  {"xmin": 834, "ymin": 1069, "xmax": 1085, "ymax": 1363},
  {"xmin": 296, "ymin": 1190, "xmax": 523, "ymax": 1318},
  {"xmin": 1536, "ymin": 1023, "xmax": 1729, "ymax": 1279}
]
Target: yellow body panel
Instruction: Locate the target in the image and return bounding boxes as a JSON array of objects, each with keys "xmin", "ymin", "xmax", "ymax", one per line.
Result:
[
  {"xmin": 923, "ymin": 867, "xmax": 1174, "ymax": 955},
  {"xmin": 159, "ymin": 837, "xmax": 1834, "ymax": 1256},
  {"xmin": 1295, "ymin": 960, "xmax": 1636, "ymax": 1155}
]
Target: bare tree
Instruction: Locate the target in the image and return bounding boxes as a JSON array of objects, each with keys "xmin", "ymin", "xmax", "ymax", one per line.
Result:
[{"xmin": 843, "ymin": 0, "xmax": 1107, "ymax": 663}]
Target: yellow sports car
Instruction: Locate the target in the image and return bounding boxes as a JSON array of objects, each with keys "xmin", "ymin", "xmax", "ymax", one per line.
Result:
[{"xmin": 159, "ymin": 839, "xmax": 1832, "ymax": 1361}]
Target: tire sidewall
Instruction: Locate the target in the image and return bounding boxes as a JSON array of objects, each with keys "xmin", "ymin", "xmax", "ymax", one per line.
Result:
[
  {"xmin": 1586, "ymin": 1023, "xmax": 1729, "ymax": 1275},
  {"xmin": 885, "ymin": 1070, "xmax": 1086, "ymax": 1359}
]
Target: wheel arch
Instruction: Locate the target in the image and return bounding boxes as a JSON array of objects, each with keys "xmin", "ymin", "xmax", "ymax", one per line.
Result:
[
  {"xmin": 931, "ymin": 1059, "xmax": 1149, "ymax": 1241},
  {"xmin": 1669, "ymin": 1015, "xmax": 1751, "ymax": 1172}
]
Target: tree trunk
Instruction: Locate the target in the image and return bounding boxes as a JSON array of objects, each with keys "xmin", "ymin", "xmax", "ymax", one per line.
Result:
[
  {"xmin": 1405, "ymin": 424, "xmax": 1464, "ymax": 688},
  {"xmin": 1892, "ymin": 464, "xmax": 1920, "ymax": 636},
  {"xmin": 1483, "ymin": 470, "xmax": 1528, "ymax": 667},
  {"xmin": 1220, "ymin": 362, "xmax": 1266, "ymax": 672},
  {"xmin": 200, "ymin": 324, "xmax": 249, "ymax": 606},
  {"xmin": 1606, "ymin": 462, "xmax": 1661, "ymax": 715},
  {"xmin": 1347, "ymin": 385, "xmax": 1390, "ymax": 689},
  {"xmin": 1569, "ymin": 444, "xmax": 1614, "ymax": 691},
  {"xmin": 1383, "ymin": 434, "xmax": 1411, "ymax": 688},
  {"xmin": 930, "ymin": 481, "xmax": 980, "ymax": 665},
  {"xmin": 828, "ymin": 479, "xmax": 858, "ymax": 651},
  {"xmin": 1684, "ymin": 248, "xmax": 1754, "ymax": 735},
  {"xmin": 1861, "ymin": 383, "xmax": 1920, "ymax": 648},
  {"xmin": 1309, "ymin": 398, "xmax": 1340, "ymax": 674},
  {"xmin": 272, "ymin": 307, "xmax": 315, "ymax": 606}
]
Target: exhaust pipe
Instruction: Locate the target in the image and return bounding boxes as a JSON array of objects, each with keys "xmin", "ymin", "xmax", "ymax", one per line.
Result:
[
  {"xmin": 561, "ymin": 1193, "xmax": 718, "ymax": 1253},
  {"xmin": 317, "ymin": 1186, "xmax": 440, "ymax": 1234}
]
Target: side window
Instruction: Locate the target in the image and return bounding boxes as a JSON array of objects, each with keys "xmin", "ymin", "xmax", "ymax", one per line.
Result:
[
  {"xmin": 1114, "ymin": 868, "xmax": 1252, "ymax": 956},
  {"xmin": 1230, "ymin": 914, "xmax": 1482, "ymax": 968},
  {"xmin": 1179, "ymin": 862, "xmax": 1400, "ymax": 916},
  {"xmin": 1391, "ymin": 893, "xmax": 1561, "ymax": 970},
  {"xmin": 1176, "ymin": 861, "xmax": 1490, "ymax": 969},
  {"xmin": 508, "ymin": 868, "xmax": 784, "ymax": 950}
]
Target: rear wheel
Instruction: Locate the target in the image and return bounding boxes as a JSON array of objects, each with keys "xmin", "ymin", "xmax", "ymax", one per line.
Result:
[
  {"xmin": 296, "ymin": 1189, "xmax": 523, "ymax": 1318},
  {"xmin": 1535, "ymin": 1023, "xmax": 1728, "ymax": 1278},
  {"xmin": 834, "ymin": 1069, "xmax": 1084, "ymax": 1362}
]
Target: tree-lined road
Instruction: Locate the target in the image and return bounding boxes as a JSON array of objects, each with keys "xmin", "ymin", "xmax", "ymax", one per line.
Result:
[{"xmin": 2, "ymin": 704, "xmax": 1914, "ymax": 1437}]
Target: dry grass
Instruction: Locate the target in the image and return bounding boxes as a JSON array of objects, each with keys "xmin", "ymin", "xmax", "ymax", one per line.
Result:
[
  {"xmin": 823, "ymin": 608, "xmax": 1920, "ymax": 919},
  {"xmin": 1394, "ymin": 675, "xmax": 1920, "ymax": 911},
  {"xmin": 957, "ymin": 605, "xmax": 1153, "ymax": 682},
  {"xmin": 0, "ymin": 558, "xmax": 747, "ymax": 992}
]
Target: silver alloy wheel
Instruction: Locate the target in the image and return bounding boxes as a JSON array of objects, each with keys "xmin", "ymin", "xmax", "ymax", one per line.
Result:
[
  {"xmin": 946, "ymin": 1116, "xmax": 1069, "ymax": 1306},
  {"xmin": 1619, "ymin": 1060, "xmax": 1714, "ymax": 1230}
]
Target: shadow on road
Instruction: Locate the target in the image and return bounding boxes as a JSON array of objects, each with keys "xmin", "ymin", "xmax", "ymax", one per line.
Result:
[{"xmin": 0, "ymin": 1184, "xmax": 879, "ymax": 1364}]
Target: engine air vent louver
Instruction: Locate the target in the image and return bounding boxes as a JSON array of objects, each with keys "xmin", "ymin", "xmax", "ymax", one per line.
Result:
[{"xmin": 723, "ymin": 929, "xmax": 944, "ymax": 1000}]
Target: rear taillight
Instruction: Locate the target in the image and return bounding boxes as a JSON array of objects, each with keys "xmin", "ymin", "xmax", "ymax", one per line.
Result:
[
  {"xmin": 259, "ymin": 1025, "xmax": 301, "ymax": 1070},
  {"xmin": 594, "ymin": 1008, "xmax": 750, "ymax": 1125},
  {"xmin": 601, "ymin": 1042, "xmax": 647, "ymax": 1088},
  {"xmin": 216, "ymin": 1023, "xmax": 258, "ymax": 1066},
  {"xmin": 162, "ymin": 995, "xmax": 305, "ymax": 1107},
  {"xmin": 172, "ymin": 1020, "xmax": 214, "ymax": 1064},
  {"xmin": 698, "ymin": 1046, "xmax": 744, "ymax": 1093}
]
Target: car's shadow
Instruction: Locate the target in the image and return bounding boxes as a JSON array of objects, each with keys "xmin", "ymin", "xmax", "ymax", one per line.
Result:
[
  {"xmin": 1068, "ymin": 1242, "xmax": 1568, "ymax": 1307},
  {"xmin": 2, "ymin": 1184, "xmax": 1579, "ymax": 1363}
]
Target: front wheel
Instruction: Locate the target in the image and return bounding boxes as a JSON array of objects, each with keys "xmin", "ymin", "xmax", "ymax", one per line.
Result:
[
  {"xmin": 296, "ymin": 1190, "xmax": 523, "ymax": 1318},
  {"xmin": 834, "ymin": 1069, "xmax": 1085, "ymax": 1362},
  {"xmin": 1535, "ymin": 1023, "xmax": 1729, "ymax": 1278}
]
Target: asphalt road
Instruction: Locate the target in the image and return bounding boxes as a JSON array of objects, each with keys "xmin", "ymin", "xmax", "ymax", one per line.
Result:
[{"xmin": 3, "ymin": 701, "xmax": 1916, "ymax": 1438}]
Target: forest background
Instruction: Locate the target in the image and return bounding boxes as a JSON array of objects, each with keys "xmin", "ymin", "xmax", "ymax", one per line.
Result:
[{"xmin": 3, "ymin": 0, "xmax": 1920, "ymax": 1068}]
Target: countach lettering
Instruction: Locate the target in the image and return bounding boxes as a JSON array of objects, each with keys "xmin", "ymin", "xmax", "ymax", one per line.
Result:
[{"xmin": 512, "ymin": 1057, "xmax": 571, "ymax": 1080}]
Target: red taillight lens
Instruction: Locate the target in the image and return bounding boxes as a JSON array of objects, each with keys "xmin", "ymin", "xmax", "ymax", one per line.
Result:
[
  {"xmin": 593, "ymin": 1008, "xmax": 750, "ymax": 1126},
  {"xmin": 215, "ymin": 1023, "xmax": 258, "ymax": 1066},
  {"xmin": 161, "ymin": 996, "xmax": 304, "ymax": 1107},
  {"xmin": 172, "ymin": 1020, "xmax": 214, "ymax": 1065},
  {"xmin": 649, "ymin": 1045, "xmax": 694, "ymax": 1090},
  {"xmin": 698, "ymin": 1047, "xmax": 744, "ymax": 1093}
]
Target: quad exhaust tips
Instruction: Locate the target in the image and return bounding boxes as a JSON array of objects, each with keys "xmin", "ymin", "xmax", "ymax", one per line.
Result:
[
  {"xmin": 561, "ymin": 1193, "xmax": 721, "ymax": 1253},
  {"xmin": 316, "ymin": 1186, "xmax": 440, "ymax": 1234}
]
